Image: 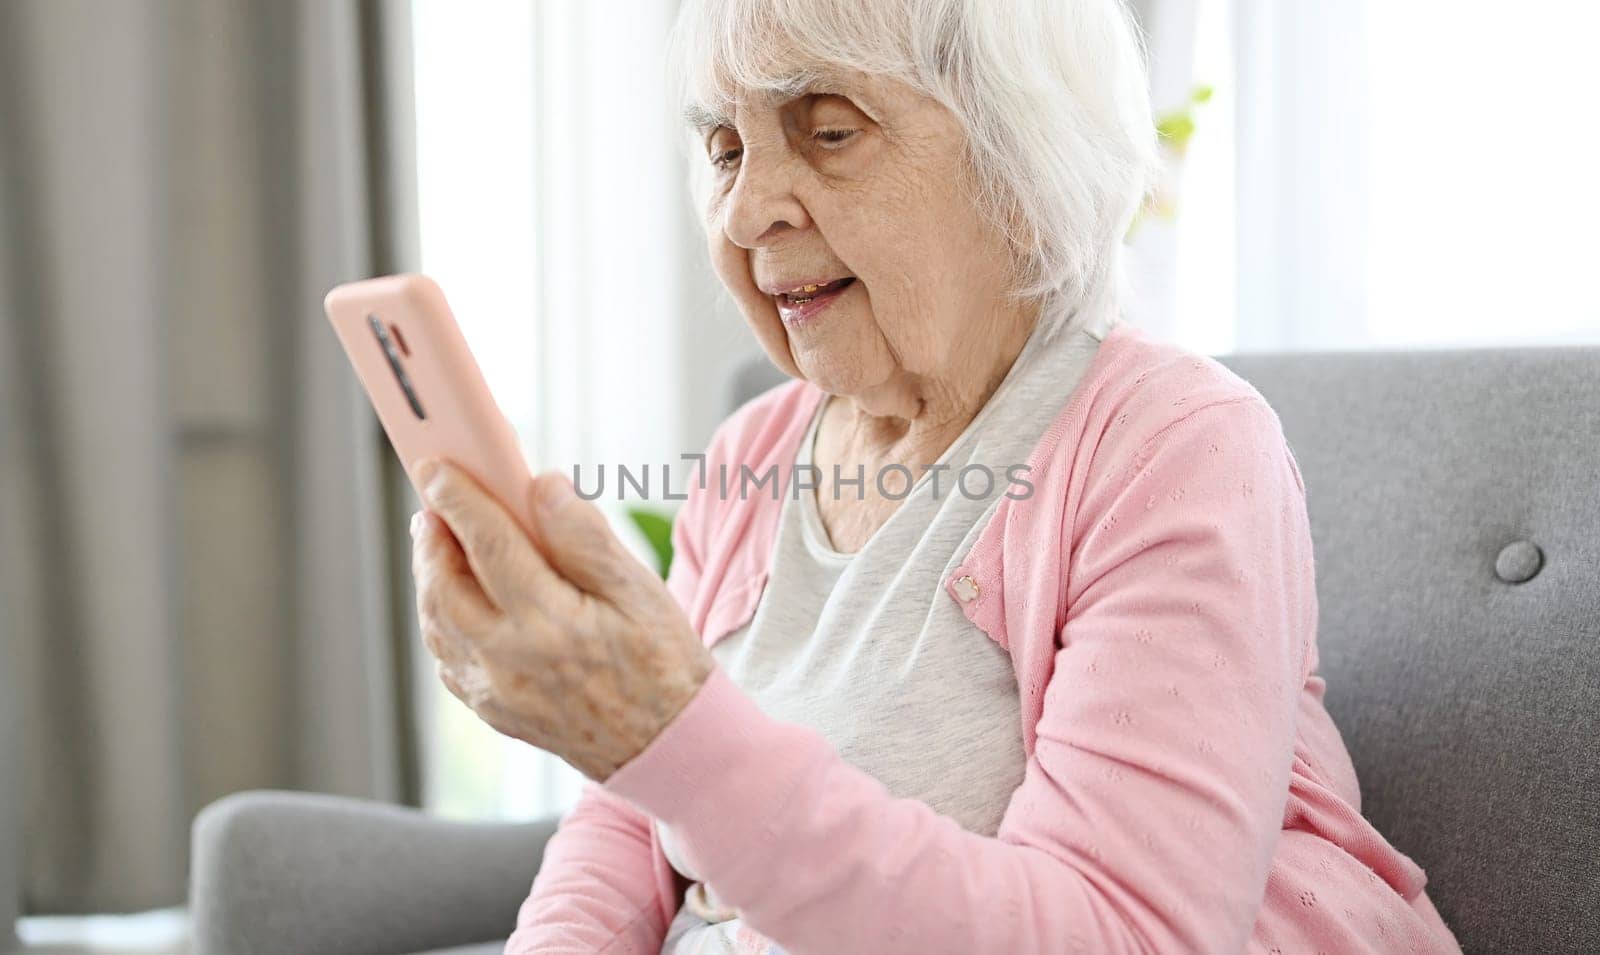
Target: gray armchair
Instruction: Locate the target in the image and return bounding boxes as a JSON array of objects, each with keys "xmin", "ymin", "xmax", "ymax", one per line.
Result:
[
  {"xmin": 188, "ymin": 340, "xmax": 1600, "ymax": 954},
  {"xmin": 190, "ymin": 791, "xmax": 554, "ymax": 955}
]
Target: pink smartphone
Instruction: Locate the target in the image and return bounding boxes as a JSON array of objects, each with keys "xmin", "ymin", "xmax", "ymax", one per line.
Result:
[{"xmin": 323, "ymin": 273, "xmax": 539, "ymax": 537}]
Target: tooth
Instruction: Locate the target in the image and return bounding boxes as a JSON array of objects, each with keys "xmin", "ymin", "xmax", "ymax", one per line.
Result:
[{"xmin": 803, "ymin": 284, "xmax": 818, "ymax": 292}]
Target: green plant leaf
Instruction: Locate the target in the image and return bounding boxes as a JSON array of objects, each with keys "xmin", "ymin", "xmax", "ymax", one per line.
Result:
[
  {"xmin": 626, "ymin": 506, "xmax": 675, "ymax": 579},
  {"xmin": 1156, "ymin": 113, "xmax": 1196, "ymax": 149},
  {"xmin": 1134, "ymin": 80, "xmax": 1217, "ymax": 237}
]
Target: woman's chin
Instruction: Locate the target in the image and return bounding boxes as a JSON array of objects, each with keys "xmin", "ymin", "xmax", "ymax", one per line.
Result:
[{"xmin": 787, "ymin": 347, "xmax": 873, "ymax": 398}]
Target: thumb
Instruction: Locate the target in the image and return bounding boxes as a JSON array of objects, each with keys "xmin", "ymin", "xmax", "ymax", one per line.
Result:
[{"xmin": 529, "ymin": 471, "xmax": 639, "ymax": 595}]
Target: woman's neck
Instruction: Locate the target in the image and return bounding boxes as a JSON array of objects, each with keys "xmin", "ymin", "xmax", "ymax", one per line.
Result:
[{"xmin": 819, "ymin": 303, "xmax": 1044, "ymax": 475}]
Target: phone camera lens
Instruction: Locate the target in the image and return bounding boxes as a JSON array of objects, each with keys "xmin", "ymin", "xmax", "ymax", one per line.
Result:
[{"xmin": 367, "ymin": 314, "xmax": 427, "ymax": 420}]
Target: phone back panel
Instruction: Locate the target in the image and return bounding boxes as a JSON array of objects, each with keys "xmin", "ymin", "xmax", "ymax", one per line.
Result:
[{"xmin": 323, "ymin": 273, "xmax": 538, "ymax": 537}]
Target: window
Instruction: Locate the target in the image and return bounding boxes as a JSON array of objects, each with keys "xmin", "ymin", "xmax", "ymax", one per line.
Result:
[
  {"xmin": 1165, "ymin": 0, "xmax": 1600, "ymax": 352},
  {"xmin": 410, "ymin": 0, "xmax": 583, "ymax": 821},
  {"xmin": 1363, "ymin": 3, "xmax": 1600, "ymax": 347}
]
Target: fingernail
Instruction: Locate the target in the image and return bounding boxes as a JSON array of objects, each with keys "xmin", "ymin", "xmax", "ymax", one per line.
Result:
[{"xmin": 410, "ymin": 510, "xmax": 424, "ymax": 537}]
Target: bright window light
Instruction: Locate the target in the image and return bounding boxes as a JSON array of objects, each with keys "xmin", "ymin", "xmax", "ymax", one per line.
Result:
[
  {"xmin": 410, "ymin": 0, "xmax": 584, "ymax": 822},
  {"xmin": 1172, "ymin": 0, "xmax": 1238, "ymax": 356},
  {"xmin": 1365, "ymin": 2, "xmax": 1600, "ymax": 346}
]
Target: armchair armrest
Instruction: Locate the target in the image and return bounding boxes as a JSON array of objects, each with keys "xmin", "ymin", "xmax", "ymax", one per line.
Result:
[{"xmin": 190, "ymin": 790, "xmax": 559, "ymax": 955}]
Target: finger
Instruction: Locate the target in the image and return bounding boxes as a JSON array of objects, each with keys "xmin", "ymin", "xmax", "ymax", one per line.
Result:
[
  {"xmin": 416, "ymin": 459, "xmax": 568, "ymax": 613},
  {"xmin": 528, "ymin": 470, "xmax": 647, "ymax": 596},
  {"xmin": 412, "ymin": 508, "xmax": 501, "ymax": 637}
]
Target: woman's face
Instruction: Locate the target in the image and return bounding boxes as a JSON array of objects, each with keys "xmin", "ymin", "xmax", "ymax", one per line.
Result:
[{"xmin": 698, "ymin": 68, "xmax": 1029, "ymax": 411}]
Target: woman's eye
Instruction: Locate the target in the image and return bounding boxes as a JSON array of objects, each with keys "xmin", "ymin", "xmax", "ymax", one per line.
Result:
[
  {"xmin": 813, "ymin": 128, "xmax": 857, "ymax": 148},
  {"xmin": 711, "ymin": 147, "xmax": 743, "ymax": 170}
]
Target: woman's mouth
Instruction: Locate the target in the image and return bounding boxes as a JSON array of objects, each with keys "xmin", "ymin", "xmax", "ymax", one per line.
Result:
[{"xmin": 774, "ymin": 277, "xmax": 856, "ymax": 325}]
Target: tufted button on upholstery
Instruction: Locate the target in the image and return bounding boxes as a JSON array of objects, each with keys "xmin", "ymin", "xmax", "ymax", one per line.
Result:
[
  {"xmin": 1494, "ymin": 540, "xmax": 1543, "ymax": 583},
  {"xmin": 953, "ymin": 575, "xmax": 980, "ymax": 602}
]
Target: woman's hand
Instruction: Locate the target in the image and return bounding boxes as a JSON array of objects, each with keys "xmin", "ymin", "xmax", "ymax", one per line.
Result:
[{"xmin": 408, "ymin": 457, "xmax": 714, "ymax": 782}]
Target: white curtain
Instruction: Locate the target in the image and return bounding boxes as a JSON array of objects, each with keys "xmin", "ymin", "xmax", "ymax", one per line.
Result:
[
  {"xmin": 1137, "ymin": 1, "xmax": 1599, "ymax": 354},
  {"xmin": 1125, "ymin": 0, "xmax": 1372, "ymax": 353},
  {"xmin": 1125, "ymin": 0, "xmax": 1203, "ymax": 343},
  {"xmin": 528, "ymin": 2, "xmax": 757, "ymax": 486},
  {"xmin": 1230, "ymin": 0, "xmax": 1371, "ymax": 351}
]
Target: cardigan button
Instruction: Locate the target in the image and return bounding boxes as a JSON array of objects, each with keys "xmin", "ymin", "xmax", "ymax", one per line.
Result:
[{"xmin": 953, "ymin": 575, "xmax": 980, "ymax": 602}]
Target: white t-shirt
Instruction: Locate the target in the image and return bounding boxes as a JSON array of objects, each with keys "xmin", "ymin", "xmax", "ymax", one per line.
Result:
[{"xmin": 657, "ymin": 304, "xmax": 1118, "ymax": 954}]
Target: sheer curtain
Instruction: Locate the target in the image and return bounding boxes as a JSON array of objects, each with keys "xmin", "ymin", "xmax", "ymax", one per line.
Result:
[
  {"xmin": 1358, "ymin": 3, "xmax": 1600, "ymax": 348},
  {"xmin": 1126, "ymin": 0, "xmax": 1347, "ymax": 352},
  {"xmin": 1125, "ymin": 0, "xmax": 1203, "ymax": 343},
  {"xmin": 1143, "ymin": 0, "xmax": 1600, "ymax": 353},
  {"xmin": 1229, "ymin": 0, "xmax": 1372, "ymax": 351}
]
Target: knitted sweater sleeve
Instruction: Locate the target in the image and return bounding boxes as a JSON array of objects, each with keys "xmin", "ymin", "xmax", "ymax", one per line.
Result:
[{"xmin": 503, "ymin": 456, "xmax": 710, "ymax": 954}]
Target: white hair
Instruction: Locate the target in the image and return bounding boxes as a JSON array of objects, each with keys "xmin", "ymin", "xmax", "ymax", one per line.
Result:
[{"xmin": 664, "ymin": 0, "xmax": 1159, "ymax": 332}]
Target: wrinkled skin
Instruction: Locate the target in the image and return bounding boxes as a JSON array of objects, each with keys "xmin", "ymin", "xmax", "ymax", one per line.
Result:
[
  {"xmin": 411, "ymin": 459, "xmax": 713, "ymax": 782},
  {"xmin": 701, "ymin": 66, "xmax": 1041, "ymax": 552}
]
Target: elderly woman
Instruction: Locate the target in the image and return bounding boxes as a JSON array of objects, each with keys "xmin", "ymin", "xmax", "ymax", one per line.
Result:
[{"xmin": 408, "ymin": 1, "xmax": 1465, "ymax": 952}]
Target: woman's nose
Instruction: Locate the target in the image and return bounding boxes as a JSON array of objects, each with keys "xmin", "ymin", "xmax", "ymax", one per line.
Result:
[{"xmin": 721, "ymin": 149, "xmax": 811, "ymax": 249}]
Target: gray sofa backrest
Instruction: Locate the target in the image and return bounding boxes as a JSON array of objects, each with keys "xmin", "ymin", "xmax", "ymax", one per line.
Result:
[
  {"xmin": 729, "ymin": 338, "xmax": 1600, "ymax": 954},
  {"xmin": 1218, "ymin": 342, "xmax": 1599, "ymax": 955}
]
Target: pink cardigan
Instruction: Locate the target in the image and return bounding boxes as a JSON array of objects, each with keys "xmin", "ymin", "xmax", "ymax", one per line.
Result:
[{"xmin": 508, "ymin": 320, "xmax": 1464, "ymax": 954}]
